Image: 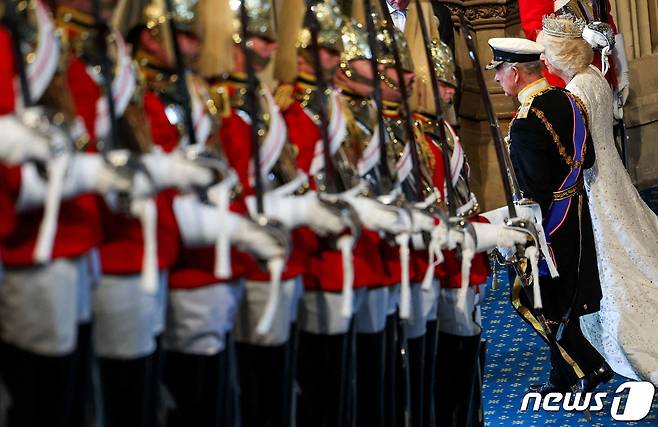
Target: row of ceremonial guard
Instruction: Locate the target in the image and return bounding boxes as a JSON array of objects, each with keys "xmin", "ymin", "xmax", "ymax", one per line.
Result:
[{"xmin": 0, "ymin": 0, "xmax": 530, "ymax": 426}]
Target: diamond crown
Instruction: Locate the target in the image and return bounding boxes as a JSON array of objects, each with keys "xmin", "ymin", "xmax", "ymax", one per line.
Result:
[{"xmin": 541, "ymin": 13, "xmax": 586, "ymax": 39}]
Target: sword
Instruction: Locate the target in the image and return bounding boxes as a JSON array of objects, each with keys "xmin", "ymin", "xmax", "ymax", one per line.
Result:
[
  {"xmin": 237, "ymin": 0, "xmax": 265, "ymax": 214},
  {"xmin": 303, "ymin": 0, "xmax": 339, "ymax": 194},
  {"xmin": 411, "ymin": 0, "xmax": 458, "ymax": 217},
  {"xmin": 361, "ymin": 0, "xmax": 396, "ymax": 193}
]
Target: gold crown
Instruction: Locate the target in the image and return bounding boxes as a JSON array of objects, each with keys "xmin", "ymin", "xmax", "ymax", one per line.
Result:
[
  {"xmin": 541, "ymin": 13, "xmax": 586, "ymax": 39},
  {"xmin": 340, "ymin": 19, "xmax": 371, "ymax": 62},
  {"xmin": 430, "ymin": 39, "xmax": 456, "ymax": 88},
  {"xmin": 229, "ymin": 0, "xmax": 276, "ymax": 44},
  {"xmin": 374, "ymin": 18, "xmax": 413, "ymax": 72},
  {"xmin": 296, "ymin": 0, "xmax": 344, "ymax": 53}
]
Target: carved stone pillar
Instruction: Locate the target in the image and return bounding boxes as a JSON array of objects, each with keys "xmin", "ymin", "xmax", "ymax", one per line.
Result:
[{"xmin": 441, "ymin": 0, "xmax": 522, "ymax": 210}]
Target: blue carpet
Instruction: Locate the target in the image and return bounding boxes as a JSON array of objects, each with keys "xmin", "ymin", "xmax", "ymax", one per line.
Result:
[{"xmin": 481, "ymin": 273, "xmax": 658, "ymax": 426}]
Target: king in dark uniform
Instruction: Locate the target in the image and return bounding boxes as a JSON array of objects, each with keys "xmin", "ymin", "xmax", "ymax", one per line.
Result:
[{"xmin": 487, "ymin": 37, "xmax": 613, "ymax": 395}]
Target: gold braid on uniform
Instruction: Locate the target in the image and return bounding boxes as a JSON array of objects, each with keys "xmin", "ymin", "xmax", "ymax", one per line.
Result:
[{"xmin": 530, "ymin": 107, "xmax": 586, "ymax": 169}]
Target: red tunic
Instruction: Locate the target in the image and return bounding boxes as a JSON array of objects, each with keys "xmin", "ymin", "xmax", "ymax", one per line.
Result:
[
  {"xmin": 0, "ymin": 28, "xmax": 20, "ymax": 241},
  {"xmin": 167, "ymin": 86, "xmax": 249, "ymax": 289},
  {"xmin": 97, "ymin": 91, "xmax": 180, "ymax": 275},
  {"xmin": 220, "ymin": 82, "xmax": 312, "ymax": 282},
  {"xmin": 0, "ymin": 29, "xmax": 102, "ymax": 267}
]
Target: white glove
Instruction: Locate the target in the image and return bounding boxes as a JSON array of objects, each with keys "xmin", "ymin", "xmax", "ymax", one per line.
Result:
[
  {"xmin": 410, "ymin": 208, "xmax": 436, "ymax": 233},
  {"xmin": 481, "ymin": 202, "xmax": 542, "ymax": 226},
  {"xmin": 137, "ymin": 147, "xmax": 214, "ymax": 194},
  {"xmin": 613, "ymin": 33, "xmax": 630, "ymax": 119},
  {"xmin": 246, "ymin": 191, "xmax": 345, "ymax": 236},
  {"xmin": 345, "ymin": 196, "xmax": 410, "ymax": 234},
  {"xmin": 445, "ymin": 225, "xmax": 464, "ymax": 250},
  {"xmin": 173, "ymin": 193, "xmax": 285, "ymax": 260},
  {"xmin": 470, "ymin": 222, "xmax": 528, "ymax": 253},
  {"xmin": 17, "ymin": 152, "xmax": 131, "ymax": 211},
  {"xmin": 0, "ymin": 113, "xmax": 57, "ymax": 164}
]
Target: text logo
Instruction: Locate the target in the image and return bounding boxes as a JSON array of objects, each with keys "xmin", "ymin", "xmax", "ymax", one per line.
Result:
[{"xmin": 520, "ymin": 381, "xmax": 655, "ymax": 421}]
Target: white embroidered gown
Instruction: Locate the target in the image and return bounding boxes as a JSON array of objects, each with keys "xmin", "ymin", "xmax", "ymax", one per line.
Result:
[{"xmin": 568, "ymin": 65, "xmax": 658, "ymax": 385}]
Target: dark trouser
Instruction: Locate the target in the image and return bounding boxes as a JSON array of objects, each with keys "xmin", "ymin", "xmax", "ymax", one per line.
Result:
[
  {"xmin": 163, "ymin": 350, "xmax": 228, "ymax": 427},
  {"xmin": 514, "ymin": 278, "xmax": 605, "ymax": 386},
  {"xmin": 548, "ymin": 316, "xmax": 605, "ymax": 386}
]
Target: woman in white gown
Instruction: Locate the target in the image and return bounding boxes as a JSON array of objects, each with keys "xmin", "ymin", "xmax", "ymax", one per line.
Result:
[{"xmin": 537, "ymin": 14, "xmax": 658, "ymax": 385}]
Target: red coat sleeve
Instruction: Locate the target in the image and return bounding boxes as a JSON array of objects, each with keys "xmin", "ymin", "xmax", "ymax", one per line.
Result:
[{"xmin": 0, "ymin": 28, "xmax": 17, "ymax": 114}]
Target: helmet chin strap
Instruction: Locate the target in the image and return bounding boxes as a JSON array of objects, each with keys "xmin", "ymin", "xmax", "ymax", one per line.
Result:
[{"xmin": 340, "ymin": 61, "xmax": 375, "ymax": 87}]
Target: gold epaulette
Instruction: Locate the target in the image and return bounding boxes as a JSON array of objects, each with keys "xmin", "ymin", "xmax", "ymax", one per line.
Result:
[
  {"xmin": 273, "ymin": 83, "xmax": 295, "ymax": 111},
  {"xmin": 207, "ymin": 81, "xmax": 232, "ymax": 119},
  {"xmin": 516, "ymin": 86, "xmax": 551, "ymax": 119}
]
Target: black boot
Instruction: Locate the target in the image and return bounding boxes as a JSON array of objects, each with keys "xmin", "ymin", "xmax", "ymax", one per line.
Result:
[
  {"xmin": 422, "ymin": 320, "xmax": 438, "ymax": 427},
  {"xmin": 71, "ymin": 323, "xmax": 94, "ymax": 427},
  {"xmin": 98, "ymin": 353, "xmax": 156, "ymax": 427},
  {"xmin": 296, "ymin": 331, "xmax": 350, "ymax": 427},
  {"xmin": 435, "ymin": 332, "xmax": 481, "ymax": 427},
  {"xmin": 163, "ymin": 350, "xmax": 228, "ymax": 427},
  {"xmin": 237, "ymin": 342, "xmax": 288, "ymax": 427},
  {"xmin": 1, "ymin": 341, "xmax": 77, "ymax": 427},
  {"xmin": 356, "ymin": 331, "xmax": 385, "ymax": 427},
  {"xmin": 383, "ymin": 314, "xmax": 398, "ymax": 427},
  {"xmin": 407, "ymin": 335, "xmax": 426, "ymax": 427}
]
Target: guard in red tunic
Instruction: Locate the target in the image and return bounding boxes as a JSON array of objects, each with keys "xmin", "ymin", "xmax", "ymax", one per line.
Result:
[{"xmin": 0, "ymin": 2, "xmax": 134, "ymax": 425}]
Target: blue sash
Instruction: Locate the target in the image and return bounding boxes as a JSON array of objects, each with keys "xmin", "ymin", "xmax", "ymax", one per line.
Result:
[{"xmin": 540, "ymin": 94, "xmax": 587, "ymax": 277}]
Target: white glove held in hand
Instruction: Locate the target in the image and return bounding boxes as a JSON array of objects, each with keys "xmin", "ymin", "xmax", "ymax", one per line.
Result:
[
  {"xmin": 173, "ymin": 194, "xmax": 285, "ymax": 261},
  {"xmin": 138, "ymin": 147, "xmax": 214, "ymax": 194},
  {"xmin": 410, "ymin": 208, "xmax": 436, "ymax": 233},
  {"xmin": 470, "ymin": 222, "xmax": 528, "ymax": 253},
  {"xmin": 246, "ymin": 191, "xmax": 345, "ymax": 236},
  {"xmin": 17, "ymin": 152, "xmax": 131, "ymax": 211},
  {"xmin": 0, "ymin": 113, "xmax": 59, "ymax": 164},
  {"xmin": 345, "ymin": 196, "xmax": 410, "ymax": 234}
]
